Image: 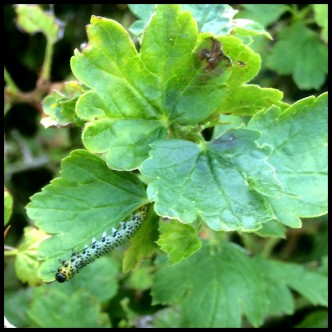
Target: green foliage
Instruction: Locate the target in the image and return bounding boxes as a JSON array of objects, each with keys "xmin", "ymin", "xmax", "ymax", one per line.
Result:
[
  {"xmin": 26, "ymin": 149, "xmax": 147, "ymax": 281},
  {"xmin": 4, "ymin": 4, "xmax": 328, "ymax": 328},
  {"xmin": 27, "ymin": 287, "xmax": 111, "ymax": 327},
  {"xmin": 14, "ymin": 227, "xmax": 48, "ymax": 285},
  {"xmin": 141, "ymin": 131, "xmax": 283, "ymax": 231},
  {"xmin": 156, "ymin": 220, "xmax": 202, "ymax": 264},
  {"xmin": 248, "ymin": 94, "xmax": 327, "ymax": 226},
  {"xmin": 296, "ymin": 310, "xmax": 328, "ymax": 328},
  {"xmin": 238, "ymin": 4, "xmax": 288, "ymax": 27},
  {"xmin": 14, "ymin": 4, "xmax": 62, "ymax": 43},
  {"xmin": 267, "ymin": 22, "xmax": 328, "ymax": 90},
  {"xmin": 152, "ymin": 241, "xmax": 327, "ymax": 328},
  {"xmin": 41, "ymin": 82, "xmax": 86, "ymax": 128},
  {"xmin": 4, "ymin": 188, "xmax": 13, "ymax": 225},
  {"xmin": 313, "ymin": 5, "xmax": 328, "ymax": 43},
  {"xmin": 236, "ymin": 4, "xmax": 328, "ymax": 91}
]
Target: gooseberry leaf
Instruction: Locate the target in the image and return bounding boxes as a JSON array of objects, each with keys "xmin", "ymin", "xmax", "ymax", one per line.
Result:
[
  {"xmin": 267, "ymin": 22, "xmax": 327, "ymax": 90},
  {"xmin": 41, "ymin": 81, "xmax": 86, "ymax": 128},
  {"xmin": 14, "ymin": 227, "xmax": 50, "ymax": 286},
  {"xmin": 232, "ymin": 19, "xmax": 272, "ymax": 39},
  {"xmin": 152, "ymin": 241, "xmax": 327, "ymax": 328},
  {"xmin": 71, "ymin": 5, "xmax": 261, "ymax": 170},
  {"xmin": 27, "ymin": 286, "xmax": 111, "ymax": 327},
  {"xmin": 220, "ymin": 84, "xmax": 284, "ymax": 116},
  {"xmin": 156, "ymin": 220, "xmax": 202, "ymax": 264},
  {"xmin": 296, "ymin": 310, "xmax": 328, "ymax": 328},
  {"xmin": 255, "ymin": 219, "xmax": 286, "ymax": 238},
  {"xmin": 15, "ymin": 4, "xmax": 63, "ymax": 43},
  {"xmin": 26, "ymin": 149, "xmax": 147, "ymax": 282},
  {"xmin": 313, "ymin": 4, "xmax": 328, "ymax": 43},
  {"xmin": 254, "ymin": 256, "xmax": 328, "ymax": 316},
  {"xmin": 54, "ymin": 256, "xmax": 119, "ymax": 303},
  {"xmin": 248, "ymin": 93, "xmax": 327, "ymax": 227},
  {"xmin": 129, "ymin": 4, "xmax": 238, "ymax": 37},
  {"xmin": 236, "ymin": 4, "xmax": 288, "ymax": 27},
  {"xmin": 152, "ymin": 241, "xmax": 269, "ymax": 328},
  {"xmin": 141, "ymin": 128, "xmax": 284, "ymax": 231}
]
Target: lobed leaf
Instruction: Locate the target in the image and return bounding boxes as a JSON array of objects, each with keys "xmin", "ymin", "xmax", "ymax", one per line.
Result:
[
  {"xmin": 152, "ymin": 241, "xmax": 327, "ymax": 327},
  {"xmin": 220, "ymin": 84, "xmax": 283, "ymax": 116},
  {"xmin": 267, "ymin": 22, "xmax": 327, "ymax": 90},
  {"xmin": 71, "ymin": 5, "xmax": 262, "ymax": 170},
  {"xmin": 254, "ymin": 257, "xmax": 328, "ymax": 312},
  {"xmin": 156, "ymin": 219, "xmax": 202, "ymax": 264},
  {"xmin": 129, "ymin": 4, "xmax": 238, "ymax": 37},
  {"xmin": 27, "ymin": 287, "xmax": 111, "ymax": 327},
  {"xmin": 141, "ymin": 128, "xmax": 284, "ymax": 231},
  {"xmin": 313, "ymin": 4, "xmax": 328, "ymax": 43},
  {"xmin": 26, "ymin": 149, "xmax": 147, "ymax": 281},
  {"xmin": 232, "ymin": 19, "xmax": 272, "ymax": 39},
  {"xmin": 14, "ymin": 4, "xmax": 63, "ymax": 43},
  {"xmin": 41, "ymin": 81, "xmax": 86, "ymax": 128},
  {"xmin": 248, "ymin": 93, "xmax": 327, "ymax": 227},
  {"xmin": 236, "ymin": 4, "xmax": 288, "ymax": 27},
  {"xmin": 152, "ymin": 241, "xmax": 269, "ymax": 327},
  {"xmin": 14, "ymin": 227, "xmax": 50, "ymax": 286}
]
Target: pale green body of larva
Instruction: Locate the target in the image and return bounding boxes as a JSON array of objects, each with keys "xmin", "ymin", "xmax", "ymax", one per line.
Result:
[{"xmin": 55, "ymin": 205, "xmax": 148, "ymax": 282}]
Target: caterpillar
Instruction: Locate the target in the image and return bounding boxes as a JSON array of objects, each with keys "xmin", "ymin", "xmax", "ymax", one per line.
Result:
[{"xmin": 55, "ymin": 205, "xmax": 148, "ymax": 283}]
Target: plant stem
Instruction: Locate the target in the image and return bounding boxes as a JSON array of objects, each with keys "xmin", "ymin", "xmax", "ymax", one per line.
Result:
[
  {"xmin": 4, "ymin": 248, "xmax": 18, "ymax": 256},
  {"xmin": 40, "ymin": 38, "xmax": 54, "ymax": 81},
  {"xmin": 4, "ymin": 67, "xmax": 19, "ymax": 93},
  {"xmin": 261, "ymin": 237, "xmax": 282, "ymax": 258}
]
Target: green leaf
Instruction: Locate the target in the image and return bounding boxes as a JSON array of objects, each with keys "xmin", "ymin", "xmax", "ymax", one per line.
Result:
[
  {"xmin": 129, "ymin": 4, "xmax": 238, "ymax": 37},
  {"xmin": 14, "ymin": 4, "xmax": 63, "ymax": 43},
  {"xmin": 82, "ymin": 119, "xmax": 166, "ymax": 171},
  {"xmin": 5, "ymin": 288, "xmax": 33, "ymax": 328},
  {"xmin": 15, "ymin": 227, "xmax": 50, "ymax": 285},
  {"xmin": 181, "ymin": 4, "xmax": 238, "ymax": 35},
  {"xmin": 4, "ymin": 188, "xmax": 13, "ymax": 226},
  {"xmin": 295, "ymin": 310, "xmax": 328, "ymax": 328},
  {"xmin": 151, "ymin": 307, "xmax": 181, "ymax": 328},
  {"xmin": 122, "ymin": 205, "xmax": 159, "ymax": 273},
  {"xmin": 141, "ymin": 128, "xmax": 285, "ymax": 231},
  {"xmin": 27, "ymin": 286, "xmax": 111, "ymax": 327},
  {"xmin": 220, "ymin": 85, "xmax": 283, "ymax": 116},
  {"xmin": 267, "ymin": 22, "xmax": 327, "ymax": 90},
  {"xmin": 127, "ymin": 4, "xmax": 156, "ymax": 37},
  {"xmin": 254, "ymin": 257, "xmax": 328, "ymax": 311},
  {"xmin": 125, "ymin": 265, "xmax": 154, "ymax": 291},
  {"xmin": 248, "ymin": 93, "xmax": 327, "ymax": 227},
  {"xmin": 212, "ymin": 114, "xmax": 245, "ymax": 139},
  {"xmin": 237, "ymin": 4, "xmax": 288, "ymax": 27},
  {"xmin": 57, "ymin": 256, "xmax": 120, "ymax": 303},
  {"xmin": 71, "ymin": 6, "xmax": 261, "ymax": 170},
  {"xmin": 232, "ymin": 19, "xmax": 272, "ymax": 39},
  {"xmin": 255, "ymin": 219, "xmax": 286, "ymax": 238},
  {"xmin": 41, "ymin": 81, "xmax": 86, "ymax": 128},
  {"xmin": 156, "ymin": 220, "xmax": 202, "ymax": 264},
  {"xmin": 26, "ymin": 149, "xmax": 147, "ymax": 281},
  {"xmin": 313, "ymin": 4, "xmax": 328, "ymax": 43},
  {"xmin": 152, "ymin": 241, "xmax": 268, "ymax": 327}
]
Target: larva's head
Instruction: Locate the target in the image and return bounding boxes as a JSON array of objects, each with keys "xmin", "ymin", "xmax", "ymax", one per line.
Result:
[
  {"xmin": 55, "ymin": 263, "xmax": 75, "ymax": 283},
  {"xmin": 55, "ymin": 272, "xmax": 67, "ymax": 283}
]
